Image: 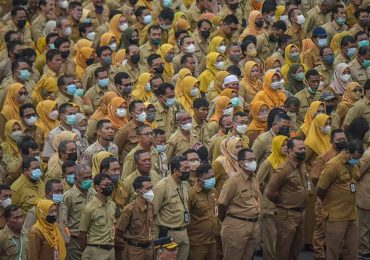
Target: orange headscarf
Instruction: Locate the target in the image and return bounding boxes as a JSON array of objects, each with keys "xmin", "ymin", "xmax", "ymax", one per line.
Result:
[
  {"xmin": 106, "ymin": 97, "xmax": 128, "ymax": 130},
  {"xmin": 210, "ymin": 96, "xmax": 231, "ymax": 122},
  {"xmin": 115, "ymin": 49, "xmax": 126, "ymax": 66},
  {"xmin": 76, "ymin": 47, "xmax": 95, "ymax": 79},
  {"xmin": 241, "ymin": 11, "xmax": 264, "ymax": 38},
  {"xmin": 251, "ymin": 0, "xmax": 263, "ymax": 10},
  {"xmin": 300, "ymin": 101, "xmax": 326, "ymax": 135},
  {"xmin": 74, "ymin": 39, "xmax": 92, "ymax": 53},
  {"xmin": 301, "ymin": 39, "xmax": 315, "ymax": 59},
  {"xmin": 90, "ymin": 91, "xmax": 118, "ymax": 121},
  {"xmin": 109, "ymin": 14, "xmax": 124, "ymax": 41},
  {"xmin": 35, "ymin": 100, "xmax": 59, "ymax": 136},
  {"xmin": 1, "ymin": 83, "xmax": 24, "ymax": 121},
  {"xmin": 248, "ymin": 100, "xmax": 268, "ymax": 132},
  {"xmin": 341, "ymin": 82, "xmax": 361, "ymax": 105},
  {"xmin": 240, "ymin": 61, "xmax": 262, "ymax": 95},
  {"xmin": 175, "ymin": 68, "xmax": 192, "ymax": 98},
  {"xmin": 304, "ymin": 114, "xmax": 331, "ymax": 155}
]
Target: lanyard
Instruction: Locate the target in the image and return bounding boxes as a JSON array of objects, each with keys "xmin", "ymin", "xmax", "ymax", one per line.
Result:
[
  {"xmin": 176, "ymin": 187, "xmax": 187, "ymax": 211},
  {"xmin": 11, "ymin": 234, "xmax": 23, "ymax": 260}
]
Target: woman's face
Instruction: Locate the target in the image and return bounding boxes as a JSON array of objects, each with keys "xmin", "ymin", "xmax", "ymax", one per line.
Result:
[
  {"xmin": 48, "ymin": 204, "xmax": 58, "ymax": 216},
  {"xmin": 271, "ymin": 74, "xmax": 281, "ymax": 83},
  {"xmin": 258, "ymin": 105, "xmax": 269, "ymax": 121},
  {"xmin": 314, "ymin": 104, "xmax": 326, "ymax": 117},
  {"xmin": 250, "ymin": 65, "xmax": 259, "ymax": 78},
  {"xmin": 119, "ymin": 16, "xmax": 127, "ymax": 25},
  {"xmin": 342, "ymin": 67, "xmax": 350, "ymax": 75},
  {"xmin": 280, "ymin": 140, "xmax": 288, "ymax": 155},
  {"xmin": 231, "ymin": 91, "xmax": 238, "ymax": 98},
  {"xmin": 296, "ymin": 66, "xmax": 305, "ymax": 73},
  {"xmin": 109, "ymin": 37, "xmax": 117, "ymax": 45},
  {"xmin": 216, "ymin": 56, "xmax": 223, "ymax": 63},
  {"xmin": 219, "ymin": 40, "xmax": 226, "ymax": 47},
  {"xmin": 12, "ymin": 123, "xmax": 21, "ymax": 132},
  {"xmin": 131, "ymin": 31, "xmax": 139, "ymax": 42},
  {"xmin": 77, "ymin": 119, "xmax": 87, "ymax": 135},
  {"xmin": 16, "ymin": 87, "xmax": 28, "ymax": 104},
  {"xmin": 352, "ymin": 86, "xmax": 363, "ymax": 99},
  {"xmin": 234, "ymin": 140, "xmax": 244, "ymax": 155},
  {"xmin": 273, "ymin": 61, "xmax": 281, "ymax": 69},
  {"xmin": 290, "ymin": 46, "xmax": 299, "ymax": 54}
]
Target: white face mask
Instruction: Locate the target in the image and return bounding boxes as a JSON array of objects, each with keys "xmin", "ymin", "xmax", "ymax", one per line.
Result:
[
  {"xmin": 223, "ymin": 107, "xmax": 234, "ymax": 115},
  {"xmin": 217, "ymin": 45, "xmax": 227, "ymax": 54},
  {"xmin": 11, "ymin": 130, "xmax": 23, "ymax": 142},
  {"xmin": 236, "ymin": 124, "xmax": 247, "ymax": 134},
  {"xmin": 271, "ymin": 81, "xmax": 282, "ymax": 90},
  {"xmin": 142, "ymin": 189, "xmax": 154, "ymax": 202},
  {"xmin": 25, "ymin": 116, "xmax": 38, "ymax": 126},
  {"xmin": 185, "ymin": 44, "xmax": 196, "ymax": 54},
  {"xmin": 64, "ymin": 26, "xmax": 72, "ymax": 36},
  {"xmin": 119, "ymin": 22, "xmax": 128, "ymax": 32},
  {"xmin": 244, "ymin": 160, "xmax": 257, "ymax": 172},
  {"xmin": 280, "ymin": 15, "xmax": 288, "ymax": 22},
  {"xmin": 340, "ymin": 74, "xmax": 351, "ymax": 82},
  {"xmin": 190, "ymin": 88, "xmax": 199, "ymax": 97},
  {"xmin": 0, "ymin": 198, "xmax": 11, "ymax": 208},
  {"xmin": 86, "ymin": 31, "xmax": 96, "ymax": 41},
  {"xmin": 116, "ymin": 108, "xmax": 127, "ymax": 118},
  {"xmin": 59, "ymin": 0, "xmax": 68, "ymax": 8},
  {"xmin": 109, "ymin": 42, "xmax": 117, "ymax": 51},
  {"xmin": 323, "ymin": 125, "xmax": 331, "ymax": 134},
  {"xmin": 181, "ymin": 122, "xmax": 192, "ymax": 131},
  {"xmin": 296, "ymin": 15, "xmax": 305, "ymax": 25},
  {"xmin": 49, "ymin": 110, "xmax": 59, "ymax": 120},
  {"xmin": 136, "ymin": 112, "xmax": 147, "ymax": 122},
  {"xmin": 215, "ymin": 61, "xmax": 225, "ymax": 70}
]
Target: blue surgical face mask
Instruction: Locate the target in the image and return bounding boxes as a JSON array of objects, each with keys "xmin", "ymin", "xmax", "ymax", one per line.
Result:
[
  {"xmin": 358, "ymin": 40, "xmax": 370, "ymax": 48},
  {"xmin": 363, "ymin": 59, "xmax": 370, "ymax": 69},
  {"xmin": 66, "ymin": 84, "xmax": 77, "ymax": 95},
  {"xmin": 348, "ymin": 158, "xmax": 359, "ymax": 166},
  {"xmin": 165, "ymin": 97, "xmax": 176, "ymax": 107},
  {"xmin": 318, "ymin": 38, "xmax": 328, "ymax": 47},
  {"xmin": 74, "ymin": 88, "xmax": 84, "ymax": 97},
  {"xmin": 31, "ymin": 168, "xmax": 42, "ymax": 181},
  {"xmin": 80, "ymin": 179, "xmax": 92, "ymax": 190},
  {"xmin": 203, "ymin": 177, "xmax": 216, "ymax": 190},
  {"xmin": 347, "ymin": 47, "xmax": 357, "ymax": 58},
  {"xmin": 66, "ymin": 174, "xmax": 75, "ymax": 185},
  {"xmin": 52, "ymin": 193, "xmax": 64, "ymax": 204},
  {"xmin": 98, "ymin": 78, "xmax": 109, "ymax": 88},
  {"xmin": 19, "ymin": 69, "xmax": 30, "ymax": 81},
  {"xmin": 66, "ymin": 114, "xmax": 77, "ymax": 125},
  {"xmin": 49, "ymin": 43, "xmax": 56, "ymax": 49},
  {"xmin": 156, "ymin": 144, "xmax": 166, "ymax": 153},
  {"xmin": 230, "ymin": 97, "xmax": 240, "ymax": 107}
]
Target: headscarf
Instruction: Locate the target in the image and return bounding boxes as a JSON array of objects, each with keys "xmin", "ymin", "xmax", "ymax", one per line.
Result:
[
  {"xmin": 256, "ymin": 70, "xmax": 287, "ymax": 108},
  {"xmin": 1, "ymin": 83, "xmax": 24, "ymax": 120},
  {"xmin": 304, "ymin": 114, "xmax": 331, "ymax": 155},
  {"xmin": 172, "ymin": 11, "xmax": 187, "ymax": 28},
  {"xmin": 100, "ymin": 33, "xmax": 117, "ymax": 62},
  {"xmin": 243, "ymin": 11, "xmax": 264, "ymax": 37},
  {"xmin": 35, "ymin": 100, "xmax": 59, "ymax": 136},
  {"xmin": 330, "ymin": 63, "xmax": 350, "ymax": 95},
  {"xmin": 208, "ymin": 36, "xmax": 226, "ymax": 56},
  {"xmin": 179, "ymin": 76, "xmax": 199, "ymax": 116},
  {"xmin": 132, "ymin": 73, "xmax": 154, "ymax": 102},
  {"xmin": 281, "ymin": 44, "xmax": 308, "ymax": 79},
  {"xmin": 175, "ymin": 68, "xmax": 192, "ymax": 98},
  {"xmin": 198, "ymin": 52, "xmax": 221, "ymax": 93},
  {"xmin": 157, "ymin": 44, "xmax": 175, "ymax": 82},
  {"xmin": 33, "ymin": 199, "xmax": 66, "ymax": 260},
  {"xmin": 264, "ymin": 53, "xmax": 283, "ymax": 70},
  {"xmin": 300, "ymin": 101, "xmax": 325, "ymax": 135},
  {"xmin": 115, "ymin": 49, "xmax": 126, "ymax": 66},
  {"xmin": 36, "ymin": 20, "xmax": 56, "ymax": 55},
  {"xmin": 274, "ymin": 5, "xmax": 285, "ymax": 21},
  {"xmin": 92, "ymin": 151, "xmax": 113, "ymax": 176},
  {"xmin": 241, "ymin": 61, "xmax": 262, "ymax": 95},
  {"xmin": 52, "ymin": 131, "xmax": 77, "ymax": 151},
  {"xmin": 251, "ymin": 0, "xmax": 263, "ymax": 10},
  {"xmin": 43, "ymin": 20, "xmax": 57, "ymax": 36},
  {"xmin": 248, "ymin": 100, "xmax": 268, "ymax": 132},
  {"xmin": 106, "ymin": 97, "xmax": 128, "ymax": 130},
  {"xmin": 76, "ymin": 47, "xmax": 94, "ymax": 78},
  {"xmin": 214, "ymin": 71, "xmax": 229, "ymax": 93},
  {"xmin": 301, "ymin": 39, "xmax": 315, "ymax": 60},
  {"xmin": 330, "ymin": 31, "xmax": 351, "ymax": 54},
  {"xmin": 90, "ymin": 91, "xmax": 118, "ymax": 121},
  {"xmin": 210, "ymin": 96, "xmax": 231, "ymax": 122},
  {"xmin": 267, "ymin": 135, "xmax": 288, "ymax": 169},
  {"xmin": 109, "ymin": 14, "xmax": 124, "ymax": 41},
  {"xmin": 341, "ymin": 82, "xmax": 361, "ymax": 105},
  {"xmin": 76, "ymin": 113, "xmax": 87, "ymax": 126},
  {"xmin": 120, "ymin": 28, "xmax": 138, "ymax": 50},
  {"xmin": 1, "ymin": 120, "xmax": 22, "ymax": 157},
  {"xmin": 32, "ymin": 77, "xmax": 58, "ymax": 104},
  {"xmin": 285, "ymin": 63, "xmax": 306, "ymax": 94},
  {"xmin": 74, "ymin": 39, "xmax": 93, "ymax": 53},
  {"xmin": 217, "ymin": 136, "xmax": 242, "ymax": 177}
]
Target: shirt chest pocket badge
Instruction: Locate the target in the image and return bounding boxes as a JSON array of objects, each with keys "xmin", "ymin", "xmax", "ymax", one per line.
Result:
[{"xmin": 240, "ymin": 189, "xmax": 252, "ymax": 198}]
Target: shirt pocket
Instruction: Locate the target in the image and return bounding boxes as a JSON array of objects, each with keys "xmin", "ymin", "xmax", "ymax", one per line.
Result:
[
  {"xmin": 240, "ymin": 189, "xmax": 252, "ymax": 199},
  {"xmin": 4, "ymin": 245, "xmax": 18, "ymax": 256},
  {"xmin": 95, "ymin": 214, "xmax": 106, "ymax": 226}
]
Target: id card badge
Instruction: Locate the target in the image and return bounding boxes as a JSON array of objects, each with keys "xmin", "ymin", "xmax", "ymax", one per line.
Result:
[
  {"xmin": 54, "ymin": 247, "xmax": 59, "ymax": 260},
  {"xmin": 350, "ymin": 183, "xmax": 356, "ymax": 193},
  {"xmin": 214, "ymin": 206, "xmax": 219, "ymax": 216},
  {"xmin": 184, "ymin": 210, "xmax": 190, "ymax": 223},
  {"xmin": 307, "ymin": 180, "xmax": 312, "ymax": 191}
]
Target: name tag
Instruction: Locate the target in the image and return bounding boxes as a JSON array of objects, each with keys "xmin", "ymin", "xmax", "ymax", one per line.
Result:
[
  {"xmin": 350, "ymin": 183, "xmax": 356, "ymax": 193},
  {"xmin": 184, "ymin": 211, "xmax": 190, "ymax": 223}
]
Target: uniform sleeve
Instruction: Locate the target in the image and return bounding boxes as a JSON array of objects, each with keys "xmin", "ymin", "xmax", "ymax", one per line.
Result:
[
  {"xmin": 23, "ymin": 208, "xmax": 36, "ymax": 235},
  {"xmin": 218, "ymin": 178, "xmax": 236, "ymax": 206},
  {"xmin": 115, "ymin": 206, "xmax": 131, "ymax": 248},
  {"xmin": 153, "ymin": 182, "xmax": 165, "ymax": 216},
  {"xmin": 310, "ymin": 156, "xmax": 326, "ymax": 180},
  {"xmin": 165, "ymin": 142, "xmax": 175, "ymax": 164},
  {"xmin": 256, "ymin": 161, "xmax": 271, "ymax": 191},
  {"xmin": 266, "ymin": 169, "xmax": 288, "ymax": 198},
  {"xmin": 343, "ymin": 104, "xmax": 361, "ymax": 128},
  {"xmin": 317, "ymin": 163, "xmax": 337, "ymax": 190},
  {"xmin": 79, "ymin": 207, "xmax": 91, "ymax": 233},
  {"xmin": 122, "ymin": 156, "xmax": 135, "ymax": 179},
  {"xmin": 27, "ymin": 229, "xmax": 42, "ymax": 260},
  {"xmin": 251, "ymin": 135, "xmax": 264, "ymax": 163},
  {"xmin": 114, "ymin": 128, "xmax": 128, "ymax": 163}
]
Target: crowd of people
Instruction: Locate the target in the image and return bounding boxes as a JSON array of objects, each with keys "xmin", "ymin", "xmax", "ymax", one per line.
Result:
[{"xmin": 0, "ymin": 0, "xmax": 369, "ymax": 258}]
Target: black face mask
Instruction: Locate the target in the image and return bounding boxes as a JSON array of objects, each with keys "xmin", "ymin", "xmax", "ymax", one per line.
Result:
[
  {"xmin": 130, "ymin": 54, "xmax": 141, "ymax": 64},
  {"xmin": 61, "ymin": 50, "xmax": 70, "ymax": 59},
  {"xmin": 129, "ymin": 0, "xmax": 138, "ymax": 5},
  {"xmin": 255, "ymin": 20, "xmax": 264, "ymax": 28},
  {"xmin": 102, "ymin": 185, "xmax": 113, "ymax": 196},
  {"xmin": 200, "ymin": 30, "xmax": 211, "ymax": 39},
  {"xmin": 180, "ymin": 171, "xmax": 190, "ymax": 181},
  {"xmin": 86, "ymin": 57, "xmax": 95, "ymax": 66},
  {"xmin": 154, "ymin": 64, "xmax": 164, "ymax": 74},
  {"xmin": 295, "ymin": 151, "xmax": 305, "ymax": 161},
  {"xmin": 129, "ymin": 38, "xmax": 139, "ymax": 45},
  {"xmin": 269, "ymin": 34, "xmax": 278, "ymax": 43},
  {"xmin": 278, "ymin": 126, "xmax": 290, "ymax": 137},
  {"xmin": 121, "ymin": 85, "xmax": 132, "ymax": 94},
  {"xmin": 46, "ymin": 215, "xmax": 57, "ymax": 223},
  {"xmin": 95, "ymin": 5, "xmax": 104, "ymax": 13},
  {"xmin": 229, "ymin": 3, "xmax": 238, "ymax": 9},
  {"xmin": 224, "ymin": 127, "xmax": 232, "ymax": 134},
  {"xmin": 326, "ymin": 105, "xmax": 334, "ymax": 114},
  {"xmin": 17, "ymin": 19, "xmax": 27, "ymax": 29},
  {"xmin": 334, "ymin": 141, "xmax": 347, "ymax": 151},
  {"xmin": 67, "ymin": 151, "xmax": 78, "ymax": 162}
]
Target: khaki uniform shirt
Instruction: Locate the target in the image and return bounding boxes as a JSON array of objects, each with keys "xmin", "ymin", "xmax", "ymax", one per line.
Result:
[
  {"xmin": 357, "ymin": 149, "xmax": 370, "ymax": 210},
  {"xmin": 303, "ymin": 5, "xmax": 331, "ymax": 37},
  {"xmin": 186, "ymin": 2, "xmax": 202, "ymax": 30},
  {"xmin": 349, "ymin": 23, "xmax": 364, "ymax": 36},
  {"xmin": 314, "ymin": 64, "xmax": 333, "ymax": 89},
  {"xmin": 266, "ymin": 158, "xmax": 309, "ymax": 210},
  {"xmin": 0, "ymin": 21, "xmax": 33, "ymax": 48},
  {"xmin": 343, "ymin": 97, "xmax": 370, "ymax": 128},
  {"xmin": 310, "ymin": 148, "xmax": 338, "ymax": 182},
  {"xmin": 153, "ymin": 175, "xmax": 189, "ymax": 228},
  {"xmin": 295, "ymin": 87, "xmax": 320, "ymax": 126},
  {"xmin": 10, "ymin": 175, "xmax": 45, "ymax": 216},
  {"xmin": 333, "ymin": 52, "xmax": 351, "ymax": 68},
  {"xmin": 124, "ymin": 170, "xmax": 161, "ymax": 203},
  {"xmin": 0, "ymin": 225, "xmax": 27, "ymax": 260},
  {"xmin": 119, "ymin": 62, "xmax": 143, "ymax": 84},
  {"xmin": 68, "ymin": 15, "xmax": 80, "ymax": 43},
  {"xmin": 217, "ymin": 5, "xmax": 244, "ymax": 28},
  {"xmin": 63, "ymin": 186, "xmax": 96, "ymax": 237},
  {"xmin": 113, "ymin": 120, "xmax": 140, "ymax": 163},
  {"xmin": 322, "ymin": 20, "xmax": 348, "ymax": 44},
  {"xmin": 31, "ymin": 14, "xmax": 47, "ymax": 42},
  {"xmin": 286, "ymin": 26, "xmax": 306, "ymax": 51},
  {"xmin": 60, "ymin": 57, "xmax": 76, "ymax": 76},
  {"xmin": 55, "ymin": 92, "xmax": 92, "ymax": 115},
  {"xmin": 115, "ymin": 197, "xmax": 154, "ymax": 248},
  {"xmin": 85, "ymin": 3, "xmax": 109, "ymax": 28},
  {"xmin": 257, "ymin": 160, "xmax": 276, "ymax": 215},
  {"xmin": 303, "ymin": 45, "xmax": 322, "ymax": 69},
  {"xmin": 112, "ymin": 180, "xmax": 129, "ymax": 212},
  {"xmin": 79, "ymin": 196, "xmax": 116, "ymax": 245},
  {"xmin": 346, "ymin": 3, "xmax": 357, "ymax": 28},
  {"xmin": 301, "ymin": 0, "xmax": 320, "ymax": 14},
  {"xmin": 318, "ymin": 151, "xmax": 359, "ymax": 221},
  {"xmin": 348, "ymin": 58, "xmax": 370, "ymax": 87},
  {"xmin": 84, "ymin": 84, "xmax": 116, "ymax": 110},
  {"xmin": 193, "ymin": 32, "xmax": 209, "ymax": 66},
  {"xmin": 192, "ymin": 118, "xmax": 211, "ymax": 148},
  {"xmin": 0, "ymin": 58, "xmax": 11, "ymax": 84},
  {"xmin": 219, "ymin": 169, "xmax": 260, "ymax": 217},
  {"xmin": 252, "ymin": 131, "xmax": 275, "ymax": 167},
  {"xmin": 165, "ymin": 129, "xmax": 200, "ymax": 163},
  {"xmin": 82, "ymin": 63, "xmax": 119, "ymax": 92},
  {"xmin": 81, "ymin": 140, "xmax": 118, "ymax": 166},
  {"xmin": 187, "ymin": 183, "xmax": 219, "ymax": 245},
  {"xmin": 256, "ymin": 31, "xmax": 278, "ymax": 62},
  {"xmin": 139, "ymin": 41, "xmax": 159, "ymax": 69}
]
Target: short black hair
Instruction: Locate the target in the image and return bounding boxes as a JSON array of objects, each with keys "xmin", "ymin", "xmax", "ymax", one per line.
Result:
[
  {"xmin": 156, "ymin": 83, "xmax": 174, "ymax": 96},
  {"xmin": 136, "ymin": 124, "xmax": 151, "ymax": 135},
  {"xmin": 46, "ymin": 49, "xmax": 61, "ymax": 62},
  {"xmin": 22, "ymin": 156, "xmax": 38, "ymax": 171},
  {"xmin": 158, "ymin": 7, "xmax": 174, "ymax": 21},
  {"xmin": 153, "ymin": 128, "xmax": 166, "ymax": 136},
  {"xmin": 241, "ymin": 39, "xmax": 256, "ymax": 54},
  {"xmin": 223, "ymin": 14, "xmax": 238, "ymax": 25},
  {"xmin": 175, "ymin": 29, "xmax": 189, "ymax": 40},
  {"xmin": 58, "ymin": 140, "xmax": 75, "ymax": 154},
  {"xmin": 58, "ymin": 102, "xmax": 73, "ymax": 115},
  {"xmin": 96, "ymin": 46, "xmax": 112, "ymax": 57},
  {"xmin": 232, "ymin": 111, "xmax": 247, "ymax": 121},
  {"xmin": 180, "ymin": 54, "xmax": 194, "ymax": 66},
  {"xmin": 347, "ymin": 139, "xmax": 365, "ymax": 155},
  {"xmin": 133, "ymin": 175, "xmax": 151, "ymax": 190},
  {"xmin": 46, "ymin": 32, "xmax": 58, "ymax": 44},
  {"xmin": 45, "ymin": 179, "xmax": 62, "ymax": 193},
  {"xmin": 114, "ymin": 72, "xmax": 130, "ymax": 85},
  {"xmin": 11, "ymin": 6, "xmax": 26, "ymax": 17},
  {"xmin": 278, "ymin": 34, "xmax": 292, "ymax": 48},
  {"xmin": 305, "ymin": 69, "xmax": 320, "ymax": 80},
  {"xmin": 19, "ymin": 103, "xmax": 35, "ymax": 117},
  {"xmin": 197, "ymin": 19, "xmax": 212, "ymax": 29},
  {"xmin": 227, "ymin": 65, "xmax": 242, "ymax": 77},
  {"xmin": 134, "ymin": 6, "xmax": 148, "ymax": 17},
  {"xmin": 287, "ymin": 137, "xmax": 303, "ymax": 149},
  {"xmin": 364, "ymin": 79, "xmax": 370, "ymax": 92},
  {"xmin": 100, "ymin": 156, "xmax": 118, "ymax": 172},
  {"xmin": 4, "ymin": 205, "xmax": 20, "ymax": 219},
  {"xmin": 79, "ymin": 22, "xmax": 93, "ymax": 35},
  {"xmin": 237, "ymin": 148, "xmax": 254, "ymax": 161},
  {"xmin": 359, "ymin": 45, "xmax": 370, "ymax": 56},
  {"xmin": 129, "ymin": 100, "xmax": 144, "ymax": 113},
  {"xmin": 183, "ymin": 148, "xmax": 198, "ymax": 157},
  {"xmin": 54, "ymin": 37, "xmax": 70, "ymax": 49},
  {"xmin": 195, "ymin": 163, "xmax": 212, "ymax": 178},
  {"xmin": 57, "ymin": 74, "xmax": 73, "ymax": 87},
  {"xmin": 340, "ymin": 35, "xmax": 355, "ymax": 47},
  {"xmin": 21, "ymin": 140, "xmax": 38, "ymax": 155},
  {"xmin": 193, "ymin": 98, "xmax": 209, "ymax": 109},
  {"xmin": 284, "ymin": 96, "xmax": 300, "ymax": 108},
  {"xmin": 148, "ymin": 54, "xmax": 161, "ymax": 67},
  {"xmin": 68, "ymin": 1, "xmax": 82, "ymax": 9},
  {"xmin": 354, "ymin": 8, "xmax": 368, "ymax": 19},
  {"xmin": 134, "ymin": 149, "xmax": 149, "ymax": 162},
  {"xmin": 4, "ymin": 30, "xmax": 18, "ymax": 44},
  {"xmin": 93, "ymin": 173, "xmax": 111, "ymax": 186},
  {"xmin": 319, "ymin": 46, "xmax": 333, "ymax": 57},
  {"xmin": 330, "ymin": 128, "xmax": 345, "ymax": 142},
  {"xmin": 170, "ymin": 155, "xmax": 187, "ymax": 174},
  {"xmin": 94, "ymin": 67, "xmax": 108, "ymax": 77},
  {"xmin": 272, "ymin": 20, "xmax": 287, "ymax": 31},
  {"xmin": 97, "ymin": 119, "xmax": 111, "ymax": 131},
  {"xmin": 62, "ymin": 160, "xmax": 76, "ymax": 173}
]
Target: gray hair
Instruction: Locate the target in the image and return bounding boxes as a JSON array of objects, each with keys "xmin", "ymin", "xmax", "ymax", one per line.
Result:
[
  {"xmin": 175, "ymin": 110, "xmax": 189, "ymax": 121},
  {"xmin": 75, "ymin": 163, "xmax": 91, "ymax": 177}
]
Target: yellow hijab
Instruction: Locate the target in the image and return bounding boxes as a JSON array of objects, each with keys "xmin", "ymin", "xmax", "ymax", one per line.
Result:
[
  {"xmin": 214, "ymin": 71, "xmax": 229, "ymax": 92},
  {"xmin": 92, "ymin": 151, "xmax": 113, "ymax": 176},
  {"xmin": 267, "ymin": 135, "xmax": 288, "ymax": 169},
  {"xmin": 52, "ymin": 131, "xmax": 77, "ymax": 152},
  {"xmin": 106, "ymin": 97, "xmax": 128, "ymax": 130},
  {"xmin": 331, "ymin": 31, "xmax": 351, "ymax": 55},
  {"xmin": 281, "ymin": 44, "xmax": 308, "ymax": 79},
  {"xmin": 74, "ymin": 39, "xmax": 93, "ymax": 53},
  {"xmin": 341, "ymin": 82, "xmax": 361, "ymax": 105},
  {"xmin": 264, "ymin": 53, "xmax": 283, "ymax": 70},
  {"xmin": 132, "ymin": 73, "xmax": 154, "ymax": 102},
  {"xmin": 208, "ymin": 36, "xmax": 226, "ymax": 58},
  {"xmin": 241, "ymin": 61, "xmax": 262, "ymax": 95},
  {"xmin": 304, "ymin": 114, "xmax": 331, "ymax": 155},
  {"xmin": 115, "ymin": 49, "xmax": 126, "ymax": 66},
  {"xmin": 248, "ymin": 100, "xmax": 268, "ymax": 132},
  {"xmin": 217, "ymin": 136, "xmax": 242, "ymax": 177},
  {"xmin": 109, "ymin": 14, "xmax": 124, "ymax": 41},
  {"xmin": 210, "ymin": 96, "xmax": 231, "ymax": 122},
  {"xmin": 157, "ymin": 44, "xmax": 175, "ymax": 82},
  {"xmin": 90, "ymin": 92, "xmax": 118, "ymax": 121},
  {"xmin": 100, "ymin": 33, "xmax": 117, "ymax": 63},
  {"xmin": 1, "ymin": 83, "xmax": 24, "ymax": 121},
  {"xmin": 179, "ymin": 76, "xmax": 199, "ymax": 116},
  {"xmin": 1, "ymin": 120, "xmax": 22, "ymax": 157},
  {"xmin": 198, "ymin": 52, "xmax": 221, "ymax": 93},
  {"xmin": 76, "ymin": 47, "xmax": 95, "ymax": 79},
  {"xmin": 35, "ymin": 100, "xmax": 59, "ymax": 137},
  {"xmin": 175, "ymin": 68, "xmax": 192, "ymax": 98},
  {"xmin": 254, "ymin": 70, "xmax": 287, "ymax": 108},
  {"xmin": 241, "ymin": 11, "xmax": 264, "ymax": 38},
  {"xmin": 300, "ymin": 101, "xmax": 325, "ymax": 135},
  {"xmin": 32, "ymin": 77, "xmax": 58, "ymax": 104},
  {"xmin": 33, "ymin": 199, "xmax": 66, "ymax": 260}
]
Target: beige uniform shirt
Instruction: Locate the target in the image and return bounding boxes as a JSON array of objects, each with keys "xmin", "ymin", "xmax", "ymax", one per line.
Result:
[
  {"xmin": 257, "ymin": 160, "xmax": 276, "ymax": 215},
  {"xmin": 0, "ymin": 21, "xmax": 34, "ymax": 48},
  {"xmin": 83, "ymin": 84, "xmax": 116, "ymax": 111},
  {"xmin": 303, "ymin": 5, "xmax": 331, "ymax": 37},
  {"xmin": 348, "ymin": 58, "xmax": 370, "ymax": 87},
  {"xmin": 31, "ymin": 14, "xmax": 47, "ymax": 42},
  {"xmin": 113, "ymin": 119, "xmax": 140, "ymax": 163},
  {"xmin": 152, "ymin": 100, "xmax": 178, "ymax": 140},
  {"xmin": 192, "ymin": 118, "xmax": 211, "ymax": 149},
  {"xmin": 333, "ymin": 52, "xmax": 351, "ymax": 68},
  {"xmin": 322, "ymin": 20, "xmax": 348, "ymax": 44},
  {"xmin": 343, "ymin": 97, "xmax": 370, "ymax": 128},
  {"xmin": 314, "ymin": 64, "xmax": 333, "ymax": 89},
  {"xmin": 124, "ymin": 170, "xmax": 161, "ymax": 202},
  {"xmin": 186, "ymin": 2, "xmax": 202, "ymax": 30},
  {"xmin": 153, "ymin": 175, "xmax": 189, "ymax": 228},
  {"xmin": 81, "ymin": 140, "xmax": 118, "ymax": 166},
  {"xmin": 0, "ymin": 225, "xmax": 27, "ymax": 260},
  {"xmin": 79, "ymin": 196, "xmax": 116, "ymax": 245},
  {"xmin": 165, "ymin": 129, "xmax": 200, "ymax": 163},
  {"xmin": 81, "ymin": 63, "xmax": 119, "ymax": 92},
  {"xmin": 64, "ymin": 186, "xmax": 96, "ymax": 237},
  {"xmin": 256, "ymin": 31, "xmax": 278, "ymax": 62},
  {"xmin": 85, "ymin": 3, "xmax": 109, "ymax": 29},
  {"xmin": 119, "ymin": 62, "xmax": 143, "ymax": 84},
  {"xmin": 193, "ymin": 31, "xmax": 209, "ymax": 66},
  {"xmin": 294, "ymin": 88, "xmax": 320, "ymax": 126},
  {"xmin": 303, "ymin": 45, "xmax": 322, "ymax": 69},
  {"xmin": 357, "ymin": 149, "xmax": 370, "ymax": 210},
  {"xmin": 139, "ymin": 41, "xmax": 159, "ymax": 69}
]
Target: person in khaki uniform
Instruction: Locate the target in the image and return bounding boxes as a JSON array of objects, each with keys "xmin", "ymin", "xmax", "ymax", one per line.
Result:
[
  {"xmin": 166, "ymin": 110, "xmax": 200, "ymax": 163},
  {"xmin": 153, "ymin": 155, "xmax": 191, "ymax": 260},
  {"xmin": 10, "ymin": 157, "xmax": 45, "ymax": 217},
  {"xmin": 124, "ymin": 150, "xmax": 161, "ymax": 203},
  {"xmin": 348, "ymin": 7, "xmax": 368, "ymax": 35},
  {"xmin": 266, "ymin": 137, "xmax": 310, "ymax": 260},
  {"xmin": 0, "ymin": 205, "xmax": 27, "ymax": 260},
  {"xmin": 139, "ymin": 25, "xmax": 162, "ymax": 68},
  {"xmin": 314, "ymin": 46, "xmax": 334, "ymax": 89},
  {"xmin": 31, "ymin": 0, "xmax": 56, "ymax": 42},
  {"xmin": 257, "ymin": 21, "xmax": 285, "ymax": 62},
  {"xmin": 286, "ymin": 8, "xmax": 306, "ymax": 51},
  {"xmin": 0, "ymin": 184, "xmax": 11, "ymax": 229},
  {"xmin": 317, "ymin": 140, "xmax": 364, "ymax": 260},
  {"xmin": 85, "ymin": 1, "xmax": 109, "ymax": 29},
  {"xmin": 186, "ymin": 0, "xmax": 210, "ymax": 30},
  {"xmin": 348, "ymin": 46, "xmax": 370, "ymax": 87},
  {"xmin": 115, "ymin": 175, "xmax": 155, "ymax": 260},
  {"xmin": 310, "ymin": 129, "xmax": 347, "ymax": 260},
  {"xmin": 192, "ymin": 98, "xmax": 211, "ymax": 148},
  {"xmin": 303, "ymin": 27, "xmax": 327, "ymax": 69},
  {"xmin": 67, "ymin": 2, "xmax": 83, "ymax": 43},
  {"xmin": 193, "ymin": 20, "xmax": 212, "ymax": 65},
  {"xmin": 218, "ymin": 148, "xmax": 261, "ymax": 260},
  {"xmin": 343, "ymin": 79, "xmax": 370, "ymax": 130},
  {"xmin": 303, "ymin": 0, "xmax": 336, "ymax": 37},
  {"xmin": 183, "ymin": 149, "xmax": 201, "ymax": 187},
  {"xmin": 321, "ymin": 4, "xmax": 348, "ymax": 44},
  {"xmin": 153, "ymin": 83, "xmax": 178, "ymax": 140},
  {"xmin": 79, "ymin": 173, "xmax": 116, "ymax": 260},
  {"xmin": 333, "ymin": 35, "xmax": 356, "ymax": 67},
  {"xmin": 63, "ymin": 164, "xmax": 96, "ymax": 260},
  {"xmin": 119, "ymin": 45, "xmax": 143, "ymax": 84},
  {"xmin": 187, "ymin": 163, "xmax": 219, "ymax": 260}
]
